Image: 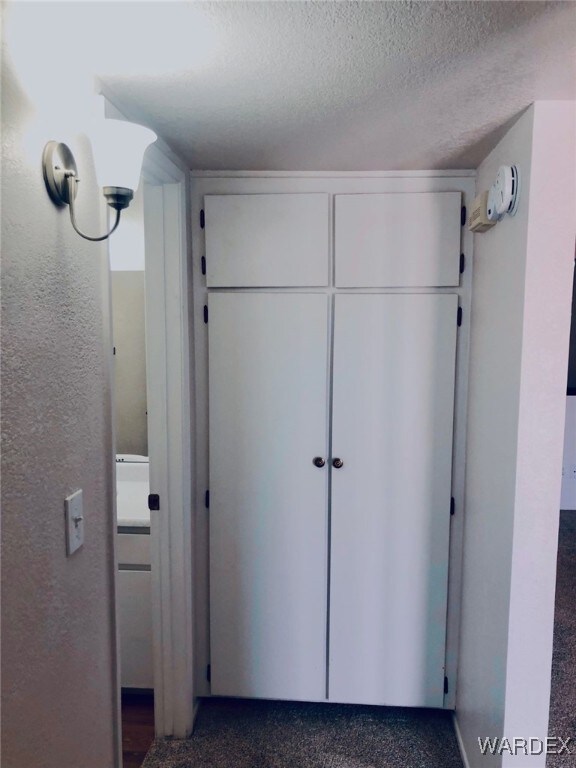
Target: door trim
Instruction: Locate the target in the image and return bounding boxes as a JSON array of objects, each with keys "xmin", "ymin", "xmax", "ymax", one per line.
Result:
[{"xmin": 143, "ymin": 147, "xmax": 195, "ymax": 737}]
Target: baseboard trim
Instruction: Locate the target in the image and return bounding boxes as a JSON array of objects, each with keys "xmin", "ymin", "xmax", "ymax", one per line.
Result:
[
  {"xmin": 191, "ymin": 697, "xmax": 201, "ymax": 734},
  {"xmin": 453, "ymin": 712, "xmax": 473, "ymax": 768}
]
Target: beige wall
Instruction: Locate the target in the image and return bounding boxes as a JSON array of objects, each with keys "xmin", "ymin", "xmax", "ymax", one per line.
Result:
[
  {"xmin": 1, "ymin": 42, "xmax": 119, "ymax": 768},
  {"xmin": 112, "ymin": 271, "xmax": 148, "ymax": 456},
  {"xmin": 455, "ymin": 102, "xmax": 576, "ymax": 767}
]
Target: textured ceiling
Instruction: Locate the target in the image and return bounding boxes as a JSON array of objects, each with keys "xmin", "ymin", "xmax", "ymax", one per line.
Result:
[{"xmin": 10, "ymin": 1, "xmax": 576, "ymax": 170}]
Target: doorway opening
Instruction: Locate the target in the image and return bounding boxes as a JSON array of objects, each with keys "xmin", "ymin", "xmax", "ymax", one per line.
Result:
[
  {"xmin": 109, "ymin": 180, "xmax": 155, "ymax": 766},
  {"xmin": 107, "ymin": 121, "xmax": 194, "ymax": 764}
]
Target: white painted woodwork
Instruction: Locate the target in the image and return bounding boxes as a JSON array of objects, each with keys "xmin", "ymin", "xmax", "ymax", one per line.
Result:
[
  {"xmin": 205, "ymin": 194, "xmax": 329, "ymax": 287},
  {"xmin": 208, "ymin": 292, "xmax": 329, "ymax": 700},
  {"xmin": 335, "ymin": 192, "xmax": 461, "ymax": 287},
  {"xmin": 143, "ymin": 162, "xmax": 195, "ymax": 737},
  {"xmin": 118, "ymin": 570, "xmax": 154, "ymax": 689},
  {"xmin": 561, "ymin": 396, "xmax": 576, "ymax": 509},
  {"xmin": 329, "ymin": 293, "xmax": 458, "ymax": 706}
]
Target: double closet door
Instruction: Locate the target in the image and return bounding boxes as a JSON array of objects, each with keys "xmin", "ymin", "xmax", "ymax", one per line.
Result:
[{"xmin": 206, "ymin": 191, "xmax": 461, "ymax": 708}]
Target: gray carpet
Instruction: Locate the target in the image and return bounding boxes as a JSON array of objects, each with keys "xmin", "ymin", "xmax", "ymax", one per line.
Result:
[
  {"xmin": 142, "ymin": 512, "xmax": 576, "ymax": 768},
  {"xmin": 142, "ymin": 699, "xmax": 462, "ymax": 768},
  {"xmin": 547, "ymin": 511, "xmax": 576, "ymax": 766}
]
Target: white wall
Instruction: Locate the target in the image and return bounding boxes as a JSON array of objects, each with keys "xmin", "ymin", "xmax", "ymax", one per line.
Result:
[
  {"xmin": 455, "ymin": 102, "xmax": 576, "ymax": 767},
  {"xmin": 1, "ymin": 41, "xmax": 119, "ymax": 768}
]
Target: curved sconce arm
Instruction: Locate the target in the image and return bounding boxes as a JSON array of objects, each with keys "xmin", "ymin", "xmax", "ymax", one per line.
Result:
[{"xmin": 66, "ymin": 174, "xmax": 122, "ymax": 242}]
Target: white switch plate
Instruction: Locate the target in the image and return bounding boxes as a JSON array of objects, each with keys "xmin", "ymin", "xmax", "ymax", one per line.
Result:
[{"xmin": 65, "ymin": 489, "xmax": 84, "ymax": 556}]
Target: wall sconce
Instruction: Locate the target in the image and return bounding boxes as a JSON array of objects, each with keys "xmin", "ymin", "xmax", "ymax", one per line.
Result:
[{"xmin": 42, "ymin": 120, "xmax": 157, "ymax": 242}]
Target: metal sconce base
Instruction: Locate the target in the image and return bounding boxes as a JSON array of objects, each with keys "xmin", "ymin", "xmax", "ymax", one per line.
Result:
[{"xmin": 42, "ymin": 141, "xmax": 78, "ymax": 206}]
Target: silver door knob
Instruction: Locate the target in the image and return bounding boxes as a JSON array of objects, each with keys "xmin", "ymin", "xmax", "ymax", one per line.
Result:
[
  {"xmin": 332, "ymin": 458, "xmax": 344, "ymax": 469},
  {"xmin": 313, "ymin": 457, "xmax": 326, "ymax": 468}
]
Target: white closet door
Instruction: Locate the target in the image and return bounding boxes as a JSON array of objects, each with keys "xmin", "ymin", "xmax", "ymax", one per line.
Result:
[
  {"xmin": 329, "ymin": 293, "xmax": 458, "ymax": 707},
  {"xmin": 205, "ymin": 194, "xmax": 329, "ymax": 287},
  {"xmin": 209, "ymin": 292, "xmax": 329, "ymax": 700},
  {"xmin": 335, "ymin": 192, "xmax": 461, "ymax": 287}
]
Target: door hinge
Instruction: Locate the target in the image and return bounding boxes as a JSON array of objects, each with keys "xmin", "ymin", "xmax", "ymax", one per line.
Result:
[
  {"xmin": 205, "ymin": 490, "xmax": 210, "ymax": 509},
  {"xmin": 204, "ymin": 305, "xmax": 209, "ymax": 324},
  {"xmin": 148, "ymin": 493, "xmax": 160, "ymax": 511},
  {"xmin": 461, "ymin": 206, "xmax": 467, "ymax": 227},
  {"xmin": 113, "ymin": 346, "xmax": 116, "ymax": 356},
  {"xmin": 200, "ymin": 209, "xmax": 205, "ymax": 229},
  {"xmin": 201, "ymin": 256, "xmax": 206, "ymax": 276},
  {"xmin": 459, "ymin": 253, "xmax": 465, "ymax": 274},
  {"xmin": 206, "ymin": 664, "xmax": 211, "ymax": 683},
  {"xmin": 450, "ymin": 497, "xmax": 455, "ymax": 516},
  {"xmin": 457, "ymin": 306, "xmax": 463, "ymax": 327},
  {"xmin": 444, "ymin": 676, "xmax": 449, "ymax": 695}
]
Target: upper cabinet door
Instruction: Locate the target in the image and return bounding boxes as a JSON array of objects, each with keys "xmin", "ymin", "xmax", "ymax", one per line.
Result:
[
  {"xmin": 205, "ymin": 193, "xmax": 329, "ymax": 287},
  {"xmin": 335, "ymin": 192, "xmax": 461, "ymax": 287}
]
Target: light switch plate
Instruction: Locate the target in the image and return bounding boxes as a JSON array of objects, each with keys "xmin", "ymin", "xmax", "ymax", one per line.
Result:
[{"xmin": 65, "ymin": 489, "xmax": 84, "ymax": 555}]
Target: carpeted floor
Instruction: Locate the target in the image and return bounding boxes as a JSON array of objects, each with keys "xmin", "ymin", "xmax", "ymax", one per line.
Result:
[
  {"xmin": 142, "ymin": 512, "xmax": 576, "ymax": 768},
  {"xmin": 142, "ymin": 698, "xmax": 462, "ymax": 768},
  {"xmin": 547, "ymin": 511, "xmax": 576, "ymax": 766}
]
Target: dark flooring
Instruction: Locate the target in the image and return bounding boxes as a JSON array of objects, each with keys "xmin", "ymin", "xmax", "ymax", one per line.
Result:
[
  {"xmin": 136, "ymin": 512, "xmax": 576, "ymax": 768},
  {"xmin": 548, "ymin": 511, "xmax": 576, "ymax": 766},
  {"xmin": 122, "ymin": 692, "xmax": 155, "ymax": 768},
  {"xmin": 142, "ymin": 699, "xmax": 461, "ymax": 768}
]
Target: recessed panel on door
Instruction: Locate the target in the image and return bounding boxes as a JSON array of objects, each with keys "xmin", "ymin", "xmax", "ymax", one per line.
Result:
[
  {"xmin": 205, "ymin": 194, "xmax": 329, "ymax": 287},
  {"xmin": 335, "ymin": 192, "xmax": 461, "ymax": 287},
  {"xmin": 329, "ymin": 293, "xmax": 458, "ymax": 707},
  {"xmin": 209, "ymin": 292, "xmax": 329, "ymax": 701}
]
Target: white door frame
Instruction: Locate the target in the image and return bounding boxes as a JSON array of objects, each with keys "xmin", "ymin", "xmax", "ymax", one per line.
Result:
[
  {"xmin": 134, "ymin": 167, "xmax": 474, "ymax": 741},
  {"xmin": 143, "ymin": 146, "xmax": 196, "ymax": 738}
]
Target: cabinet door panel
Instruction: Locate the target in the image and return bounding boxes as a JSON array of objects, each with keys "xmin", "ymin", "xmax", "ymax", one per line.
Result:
[
  {"xmin": 209, "ymin": 293, "xmax": 329, "ymax": 700},
  {"xmin": 329, "ymin": 293, "xmax": 457, "ymax": 707},
  {"xmin": 205, "ymin": 194, "xmax": 329, "ymax": 287},
  {"xmin": 118, "ymin": 570, "xmax": 153, "ymax": 689},
  {"xmin": 335, "ymin": 192, "xmax": 461, "ymax": 287}
]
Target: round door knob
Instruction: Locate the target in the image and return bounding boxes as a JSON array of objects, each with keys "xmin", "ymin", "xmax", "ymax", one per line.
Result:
[
  {"xmin": 312, "ymin": 457, "xmax": 326, "ymax": 468},
  {"xmin": 332, "ymin": 458, "xmax": 344, "ymax": 469}
]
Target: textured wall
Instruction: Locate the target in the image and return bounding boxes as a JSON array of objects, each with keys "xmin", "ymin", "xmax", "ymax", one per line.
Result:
[
  {"xmin": 112, "ymin": 271, "xmax": 148, "ymax": 456},
  {"xmin": 455, "ymin": 103, "xmax": 576, "ymax": 767},
  {"xmin": 501, "ymin": 102, "xmax": 575, "ymax": 765},
  {"xmin": 1, "ymin": 47, "xmax": 119, "ymax": 768}
]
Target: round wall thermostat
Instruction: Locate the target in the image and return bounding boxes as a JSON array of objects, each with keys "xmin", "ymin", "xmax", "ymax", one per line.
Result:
[{"xmin": 487, "ymin": 165, "xmax": 520, "ymax": 221}]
